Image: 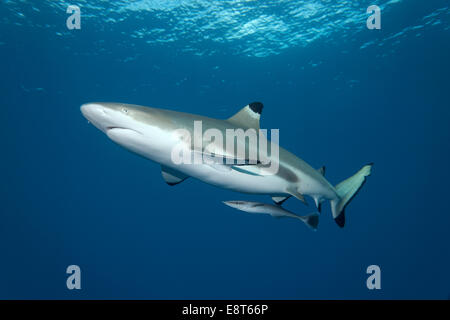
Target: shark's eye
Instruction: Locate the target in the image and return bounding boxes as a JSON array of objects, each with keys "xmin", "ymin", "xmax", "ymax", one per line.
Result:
[{"xmin": 122, "ymin": 108, "xmax": 128, "ymax": 113}]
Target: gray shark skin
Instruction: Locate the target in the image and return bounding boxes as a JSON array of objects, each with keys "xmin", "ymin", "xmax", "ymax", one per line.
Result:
[{"xmin": 81, "ymin": 102, "xmax": 372, "ymax": 227}]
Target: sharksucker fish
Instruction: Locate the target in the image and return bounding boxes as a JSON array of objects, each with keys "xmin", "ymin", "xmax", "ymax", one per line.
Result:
[
  {"xmin": 223, "ymin": 200, "xmax": 319, "ymax": 230},
  {"xmin": 81, "ymin": 101, "xmax": 372, "ymax": 228}
]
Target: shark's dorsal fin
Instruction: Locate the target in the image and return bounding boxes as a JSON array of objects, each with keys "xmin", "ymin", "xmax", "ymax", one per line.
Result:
[
  {"xmin": 161, "ymin": 165, "xmax": 189, "ymax": 186},
  {"xmin": 227, "ymin": 102, "xmax": 263, "ymax": 130}
]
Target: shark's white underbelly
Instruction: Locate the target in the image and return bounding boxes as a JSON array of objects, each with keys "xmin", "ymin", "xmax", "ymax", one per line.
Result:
[
  {"xmin": 175, "ymin": 162, "xmax": 288, "ymax": 195},
  {"xmin": 107, "ymin": 126, "xmax": 288, "ymax": 195},
  {"xmin": 106, "ymin": 125, "xmax": 336, "ymax": 198}
]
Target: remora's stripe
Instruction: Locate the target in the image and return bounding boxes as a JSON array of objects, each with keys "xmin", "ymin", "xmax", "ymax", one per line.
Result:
[{"xmin": 231, "ymin": 165, "xmax": 262, "ymax": 176}]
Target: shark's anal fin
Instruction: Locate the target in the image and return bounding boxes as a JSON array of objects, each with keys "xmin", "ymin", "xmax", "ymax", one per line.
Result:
[
  {"xmin": 313, "ymin": 197, "xmax": 322, "ymax": 213},
  {"xmin": 227, "ymin": 102, "xmax": 263, "ymax": 130},
  {"xmin": 272, "ymin": 196, "xmax": 291, "ymax": 205},
  {"xmin": 161, "ymin": 165, "xmax": 189, "ymax": 186},
  {"xmin": 287, "ymin": 188, "xmax": 308, "ymax": 205},
  {"xmin": 312, "ymin": 166, "xmax": 326, "ymax": 212}
]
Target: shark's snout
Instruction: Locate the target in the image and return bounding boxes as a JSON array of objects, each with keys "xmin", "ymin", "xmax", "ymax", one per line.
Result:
[
  {"xmin": 81, "ymin": 103, "xmax": 106, "ymax": 121},
  {"xmin": 223, "ymin": 201, "xmax": 246, "ymax": 209},
  {"xmin": 81, "ymin": 103, "xmax": 115, "ymax": 133}
]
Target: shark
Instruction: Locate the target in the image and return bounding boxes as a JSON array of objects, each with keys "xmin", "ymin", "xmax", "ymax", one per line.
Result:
[
  {"xmin": 223, "ymin": 200, "xmax": 320, "ymax": 230},
  {"xmin": 81, "ymin": 101, "xmax": 372, "ymax": 228}
]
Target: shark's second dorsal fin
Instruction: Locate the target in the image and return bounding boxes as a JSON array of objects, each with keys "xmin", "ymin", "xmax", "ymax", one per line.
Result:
[
  {"xmin": 227, "ymin": 102, "xmax": 263, "ymax": 130},
  {"xmin": 317, "ymin": 166, "xmax": 326, "ymax": 176}
]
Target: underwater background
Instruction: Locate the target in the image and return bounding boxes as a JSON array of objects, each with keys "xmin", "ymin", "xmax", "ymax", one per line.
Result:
[{"xmin": 0, "ymin": 0, "xmax": 449, "ymax": 299}]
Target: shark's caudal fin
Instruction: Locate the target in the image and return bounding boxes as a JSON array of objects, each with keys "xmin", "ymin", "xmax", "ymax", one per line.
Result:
[{"xmin": 331, "ymin": 163, "xmax": 373, "ymax": 228}]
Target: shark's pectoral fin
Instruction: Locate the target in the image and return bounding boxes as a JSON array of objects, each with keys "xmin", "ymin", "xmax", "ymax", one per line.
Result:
[
  {"xmin": 271, "ymin": 196, "xmax": 291, "ymax": 205},
  {"xmin": 287, "ymin": 188, "xmax": 308, "ymax": 205},
  {"xmin": 161, "ymin": 165, "xmax": 189, "ymax": 186}
]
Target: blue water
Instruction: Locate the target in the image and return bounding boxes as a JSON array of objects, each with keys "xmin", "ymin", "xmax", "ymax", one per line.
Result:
[{"xmin": 0, "ymin": 0, "xmax": 449, "ymax": 299}]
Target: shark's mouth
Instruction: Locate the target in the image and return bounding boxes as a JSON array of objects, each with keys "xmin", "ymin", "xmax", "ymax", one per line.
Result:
[
  {"xmin": 106, "ymin": 126, "xmax": 142, "ymax": 135},
  {"xmin": 107, "ymin": 126, "xmax": 126, "ymax": 131},
  {"xmin": 107, "ymin": 126, "xmax": 140, "ymax": 132}
]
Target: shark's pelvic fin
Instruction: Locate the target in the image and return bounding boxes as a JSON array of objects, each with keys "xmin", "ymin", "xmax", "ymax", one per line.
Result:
[
  {"xmin": 161, "ymin": 165, "xmax": 189, "ymax": 186},
  {"xmin": 272, "ymin": 196, "xmax": 290, "ymax": 205},
  {"xmin": 227, "ymin": 102, "xmax": 263, "ymax": 130},
  {"xmin": 287, "ymin": 187, "xmax": 308, "ymax": 205}
]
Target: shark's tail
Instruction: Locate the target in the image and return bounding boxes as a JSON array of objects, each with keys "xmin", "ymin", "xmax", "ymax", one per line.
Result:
[{"xmin": 330, "ymin": 163, "xmax": 373, "ymax": 228}]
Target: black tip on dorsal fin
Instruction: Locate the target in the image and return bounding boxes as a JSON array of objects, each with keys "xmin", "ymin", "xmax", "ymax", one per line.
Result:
[
  {"xmin": 249, "ymin": 102, "xmax": 263, "ymax": 115},
  {"xmin": 228, "ymin": 102, "xmax": 263, "ymax": 129}
]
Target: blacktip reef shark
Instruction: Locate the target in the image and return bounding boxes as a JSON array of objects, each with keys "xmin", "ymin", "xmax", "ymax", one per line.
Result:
[{"xmin": 81, "ymin": 101, "xmax": 372, "ymax": 228}]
